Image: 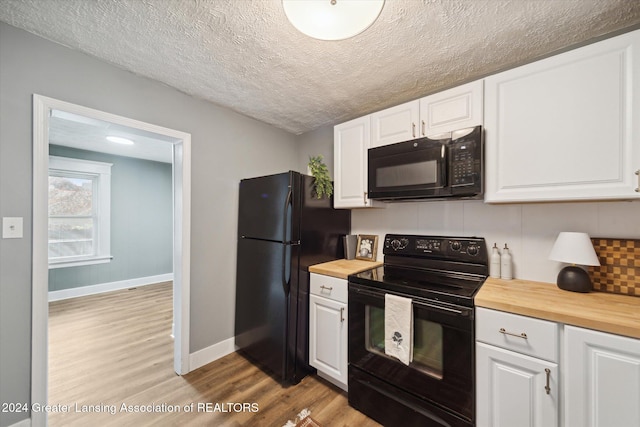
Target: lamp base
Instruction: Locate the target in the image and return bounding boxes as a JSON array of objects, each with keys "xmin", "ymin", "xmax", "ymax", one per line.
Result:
[{"xmin": 557, "ymin": 265, "xmax": 592, "ymax": 293}]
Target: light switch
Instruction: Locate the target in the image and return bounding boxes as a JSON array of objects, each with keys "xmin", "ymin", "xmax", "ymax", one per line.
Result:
[{"xmin": 2, "ymin": 217, "xmax": 24, "ymax": 239}]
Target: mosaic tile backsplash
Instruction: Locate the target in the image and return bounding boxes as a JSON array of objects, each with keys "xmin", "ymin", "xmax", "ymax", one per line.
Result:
[{"xmin": 589, "ymin": 238, "xmax": 640, "ymax": 297}]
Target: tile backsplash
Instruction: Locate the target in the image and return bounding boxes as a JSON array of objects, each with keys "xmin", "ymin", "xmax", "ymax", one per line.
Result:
[
  {"xmin": 350, "ymin": 199, "xmax": 640, "ymax": 284},
  {"xmin": 590, "ymin": 238, "xmax": 640, "ymax": 297}
]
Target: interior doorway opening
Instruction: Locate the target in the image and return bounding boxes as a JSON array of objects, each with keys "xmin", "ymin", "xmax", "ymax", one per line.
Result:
[{"xmin": 32, "ymin": 95, "xmax": 191, "ymax": 427}]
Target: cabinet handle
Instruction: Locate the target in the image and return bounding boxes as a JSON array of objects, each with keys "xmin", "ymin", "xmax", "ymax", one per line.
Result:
[
  {"xmin": 412, "ymin": 122, "xmax": 416, "ymax": 138},
  {"xmin": 340, "ymin": 307, "xmax": 345, "ymax": 322},
  {"xmin": 320, "ymin": 285, "xmax": 333, "ymax": 292},
  {"xmin": 499, "ymin": 327, "xmax": 528, "ymax": 339},
  {"xmin": 635, "ymin": 170, "xmax": 639, "ymax": 192},
  {"xmin": 421, "ymin": 120, "xmax": 426, "ymax": 136},
  {"xmin": 544, "ymin": 368, "xmax": 551, "ymax": 395},
  {"xmin": 363, "ymin": 191, "xmax": 368, "ymax": 205}
]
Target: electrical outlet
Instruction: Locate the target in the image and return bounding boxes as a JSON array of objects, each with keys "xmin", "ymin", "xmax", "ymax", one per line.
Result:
[{"xmin": 2, "ymin": 217, "xmax": 24, "ymax": 239}]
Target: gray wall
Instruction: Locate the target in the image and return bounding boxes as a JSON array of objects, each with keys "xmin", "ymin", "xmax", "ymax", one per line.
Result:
[
  {"xmin": 296, "ymin": 125, "xmax": 334, "ymax": 177},
  {"xmin": 48, "ymin": 145, "xmax": 173, "ymax": 291},
  {"xmin": 0, "ymin": 22, "xmax": 298, "ymax": 427}
]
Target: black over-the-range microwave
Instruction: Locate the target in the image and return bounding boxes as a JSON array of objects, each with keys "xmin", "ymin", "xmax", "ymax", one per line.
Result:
[{"xmin": 368, "ymin": 125, "xmax": 483, "ymax": 201}]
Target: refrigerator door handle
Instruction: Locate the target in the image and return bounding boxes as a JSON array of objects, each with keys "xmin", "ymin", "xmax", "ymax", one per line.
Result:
[
  {"xmin": 282, "ymin": 184, "xmax": 293, "ymax": 295},
  {"xmin": 282, "ymin": 185, "xmax": 292, "ymax": 243},
  {"xmin": 282, "ymin": 244, "xmax": 290, "ymax": 295}
]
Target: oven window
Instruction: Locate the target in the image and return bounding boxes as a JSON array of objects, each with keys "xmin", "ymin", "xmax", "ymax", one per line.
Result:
[
  {"xmin": 365, "ymin": 305, "xmax": 443, "ymax": 378},
  {"xmin": 375, "ymin": 160, "xmax": 438, "ymax": 188},
  {"xmin": 365, "ymin": 305, "xmax": 385, "ymax": 353}
]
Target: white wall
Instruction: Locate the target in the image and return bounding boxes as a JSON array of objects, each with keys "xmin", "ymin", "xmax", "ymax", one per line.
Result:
[
  {"xmin": 351, "ymin": 199, "xmax": 640, "ymax": 283},
  {"xmin": 296, "ymin": 125, "xmax": 640, "ymax": 284}
]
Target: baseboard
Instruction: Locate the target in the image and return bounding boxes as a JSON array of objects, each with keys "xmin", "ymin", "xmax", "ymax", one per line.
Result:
[
  {"xmin": 189, "ymin": 337, "xmax": 237, "ymax": 372},
  {"xmin": 8, "ymin": 418, "xmax": 31, "ymax": 427},
  {"xmin": 48, "ymin": 273, "xmax": 174, "ymax": 301}
]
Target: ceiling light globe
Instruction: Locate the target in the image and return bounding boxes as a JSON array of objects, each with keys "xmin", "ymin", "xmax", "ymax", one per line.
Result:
[{"xmin": 283, "ymin": 0, "xmax": 384, "ymax": 41}]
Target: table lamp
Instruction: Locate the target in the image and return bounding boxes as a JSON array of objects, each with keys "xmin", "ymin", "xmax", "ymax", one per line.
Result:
[{"xmin": 548, "ymin": 232, "xmax": 600, "ymax": 292}]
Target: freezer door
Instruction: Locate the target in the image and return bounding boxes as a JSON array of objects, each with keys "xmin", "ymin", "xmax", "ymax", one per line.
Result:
[
  {"xmin": 238, "ymin": 172, "xmax": 300, "ymax": 243},
  {"xmin": 235, "ymin": 238, "xmax": 296, "ymax": 381}
]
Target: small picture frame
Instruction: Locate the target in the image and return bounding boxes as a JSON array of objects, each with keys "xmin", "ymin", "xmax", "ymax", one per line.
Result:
[{"xmin": 356, "ymin": 234, "xmax": 378, "ymax": 261}]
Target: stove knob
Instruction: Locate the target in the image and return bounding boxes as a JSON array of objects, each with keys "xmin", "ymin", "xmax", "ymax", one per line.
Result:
[
  {"xmin": 400, "ymin": 238, "xmax": 409, "ymax": 249},
  {"xmin": 391, "ymin": 239, "xmax": 402, "ymax": 250},
  {"xmin": 467, "ymin": 244, "xmax": 479, "ymax": 256},
  {"xmin": 451, "ymin": 241, "xmax": 462, "ymax": 251}
]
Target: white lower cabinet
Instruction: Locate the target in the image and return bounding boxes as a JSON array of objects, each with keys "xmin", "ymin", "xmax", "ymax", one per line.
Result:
[
  {"xmin": 309, "ymin": 273, "xmax": 348, "ymax": 391},
  {"xmin": 476, "ymin": 308, "xmax": 559, "ymax": 427},
  {"xmin": 477, "ymin": 343, "xmax": 558, "ymax": 427},
  {"xmin": 477, "ymin": 307, "xmax": 640, "ymax": 427},
  {"xmin": 564, "ymin": 325, "xmax": 640, "ymax": 427}
]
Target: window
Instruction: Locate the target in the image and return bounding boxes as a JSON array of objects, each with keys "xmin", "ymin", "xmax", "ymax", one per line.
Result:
[{"xmin": 48, "ymin": 156, "xmax": 112, "ymax": 268}]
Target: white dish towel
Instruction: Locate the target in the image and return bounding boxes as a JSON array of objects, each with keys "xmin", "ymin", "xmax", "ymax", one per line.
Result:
[{"xmin": 384, "ymin": 294, "xmax": 413, "ymax": 366}]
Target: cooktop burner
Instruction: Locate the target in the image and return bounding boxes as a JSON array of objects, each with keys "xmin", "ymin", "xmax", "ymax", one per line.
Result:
[{"xmin": 349, "ymin": 234, "xmax": 488, "ymax": 306}]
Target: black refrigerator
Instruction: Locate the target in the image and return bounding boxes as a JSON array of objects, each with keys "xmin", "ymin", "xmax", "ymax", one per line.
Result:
[{"xmin": 234, "ymin": 171, "xmax": 350, "ymax": 384}]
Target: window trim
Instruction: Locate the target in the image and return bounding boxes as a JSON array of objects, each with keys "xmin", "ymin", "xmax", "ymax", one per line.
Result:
[{"xmin": 48, "ymin": 155, "xmax": 113, "ymax": 268}]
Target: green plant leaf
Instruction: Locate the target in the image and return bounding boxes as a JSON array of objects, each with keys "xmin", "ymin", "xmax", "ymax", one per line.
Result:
[{"xmin": 308, "ymin": 155, "xmax": 333, "ymax": 199}]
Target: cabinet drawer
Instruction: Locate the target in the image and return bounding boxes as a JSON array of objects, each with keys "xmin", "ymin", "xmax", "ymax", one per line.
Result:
[
  {"xmin": 310, "ymin": 273, "xmax": 348, "ymax": 303},
  {"xmin": 476, "ymin": 307, "xmax": 559, "ymax": 362}
]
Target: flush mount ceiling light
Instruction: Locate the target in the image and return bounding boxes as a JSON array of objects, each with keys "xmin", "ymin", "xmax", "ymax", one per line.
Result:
[
  {"xmin": 282, "ymin": 0, "xmax": 384, "ymax": 41},
  {"xmin": 106, "ymin": 136, "xmax": 134, "ymax": 145}
]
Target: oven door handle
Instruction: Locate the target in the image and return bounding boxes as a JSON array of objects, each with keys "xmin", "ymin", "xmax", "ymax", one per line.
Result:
[
  {"xmin": 351, "ymin": 286, "xmax": 470, "ymax": 317},
  {"xmin": 417, "ymin": 300, "xmax": 466, "ymax": 316}
]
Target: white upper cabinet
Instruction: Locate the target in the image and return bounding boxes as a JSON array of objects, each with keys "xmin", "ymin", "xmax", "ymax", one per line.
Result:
[
  {"xmin": 334, "ymin": 116, "xmax": 381, "ymax": 208},
  {"xmin": 370, "ymin": 100, "xmax": 420, "ymax": 147},
  {"xmin": 420, "ymin": 80, "xmax": 484, "ymax": 137},
  {"xmin": 371, "ymin": 81, "xmax": 484, "ymax": 148},
  {"xmin": 484, "ymin": 30, "xmax": 640, "ymax": 203}
]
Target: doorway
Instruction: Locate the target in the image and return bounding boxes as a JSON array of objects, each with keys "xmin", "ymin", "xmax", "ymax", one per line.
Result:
[{"xmin": 32, "ymin": 95, "xmax": 191, "ymax": 426}]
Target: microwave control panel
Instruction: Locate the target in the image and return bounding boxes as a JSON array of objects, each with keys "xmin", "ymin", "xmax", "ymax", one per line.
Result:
[
  {"xmin": 451, "ymin": 144, "xmax": 476, "ymax": 186},
  {"xmin": 449, "ymin": 126, "xmax": 483, "ymax": 192}
]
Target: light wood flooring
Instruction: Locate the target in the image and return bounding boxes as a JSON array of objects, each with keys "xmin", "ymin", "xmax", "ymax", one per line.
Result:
[{"xmin": 48, "ymin": 282, "xmax": 380, "ymax": 426}]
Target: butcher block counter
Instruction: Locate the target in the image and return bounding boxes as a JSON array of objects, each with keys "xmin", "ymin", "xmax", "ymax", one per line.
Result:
[
  {"xmin": 476, "ymin": 277, "xmax": 640, "ymax": 339},
  {"xmin": 309, "ymin": 259, "xmax": 382, "ymax": 280}
]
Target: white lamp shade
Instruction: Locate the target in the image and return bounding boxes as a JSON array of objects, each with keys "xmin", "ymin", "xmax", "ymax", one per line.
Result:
[
  {"xmin": 549, "ymin": 232, "xmax": 600, "ymax": 266},
  {"xmin": 283, "ymin": 0, "xmax": 385, "ymax": 41}
]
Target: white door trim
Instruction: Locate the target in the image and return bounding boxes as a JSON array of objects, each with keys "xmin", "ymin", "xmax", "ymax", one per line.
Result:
[{"xmin": 31, "ymin": 94, "xmax": 191, "ymax": 426}]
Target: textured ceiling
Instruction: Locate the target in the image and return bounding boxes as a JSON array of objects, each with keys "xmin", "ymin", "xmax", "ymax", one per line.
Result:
[{"xmin": 1, "ymin": 0, "xmax": 640, "ymax": 135}]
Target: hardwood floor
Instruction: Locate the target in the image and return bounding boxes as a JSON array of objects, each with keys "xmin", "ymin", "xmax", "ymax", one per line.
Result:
[{"xmin": 48, "ymin": 282, "xmax": 380, "ymax": 426}]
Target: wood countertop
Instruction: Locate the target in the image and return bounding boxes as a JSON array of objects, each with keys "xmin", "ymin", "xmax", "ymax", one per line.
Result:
[
  {"xmin": 309, "ymin": 259, "xmax": 382, "ymax": 280},
  {"xmin": 476, "ymin": 277, "xmax": 640, "ymax": 339}
]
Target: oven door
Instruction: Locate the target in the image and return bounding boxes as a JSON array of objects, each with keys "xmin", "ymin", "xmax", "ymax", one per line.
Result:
[
  {"xmin": 367, "ymin": 136, "xmax": 450, "ymax": 200},
  {"xmin": 348, "ymin": 282, "xmax": 474, "ymax": 422}
]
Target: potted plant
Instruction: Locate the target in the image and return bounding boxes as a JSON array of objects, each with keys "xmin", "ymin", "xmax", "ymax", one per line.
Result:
[{"xmin": 308, "ymin": 155, "xmax": 333, "ymax": 199}]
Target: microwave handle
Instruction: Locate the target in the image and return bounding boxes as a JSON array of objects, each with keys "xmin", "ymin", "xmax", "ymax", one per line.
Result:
[{"xmin": 441, "ymin": 142, "xmax": 448, "ymax": 187}]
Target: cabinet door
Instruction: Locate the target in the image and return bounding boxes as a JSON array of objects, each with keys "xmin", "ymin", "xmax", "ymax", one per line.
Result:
[
  {"xmin": 476, "ymin": 342, "xmax": 558, "ymax": 427},
  {"xmin": 334, "ymin": 116, "xmax": 378, "ymax": 208},
  {"xmin": 370, "ymin": 100, "xmax": 420, "ymax": 147},
  {"xmin": 484, "ymin": 30, "xmax": 640, "ymax": 203},
  {"xmin": 564, "ymin": 326, "xmax": 640, "ymax": 427},
  {"xmin": 309, "ymin": 294, "xmax": 348, "ymax": 388},
  {"xmin": 419, "ymin": 80, "xmax": 483, "ymax": 137}
]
